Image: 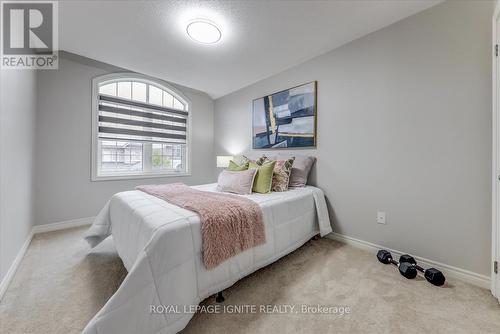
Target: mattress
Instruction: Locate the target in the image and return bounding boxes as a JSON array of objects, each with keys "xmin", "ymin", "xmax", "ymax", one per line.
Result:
[{"xmin": 83, "ymin": 183, "xmax": 332, "ymax": 334}]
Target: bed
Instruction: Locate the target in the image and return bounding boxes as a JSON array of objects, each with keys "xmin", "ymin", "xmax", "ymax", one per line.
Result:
[{"xmin": 83, "ymin": 183, "xmax": 332, "ymax": 334}]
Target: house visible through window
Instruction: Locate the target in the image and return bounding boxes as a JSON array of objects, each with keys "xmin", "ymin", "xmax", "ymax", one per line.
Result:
[{"xmin": 92, "ymin": 75, "xmax": 189, "ymax": 180}]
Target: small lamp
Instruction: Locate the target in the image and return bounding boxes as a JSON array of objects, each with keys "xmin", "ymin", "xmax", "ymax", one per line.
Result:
[{"xmin": 216, "ymin": 155, "xmax": 233, "ymax": 168}]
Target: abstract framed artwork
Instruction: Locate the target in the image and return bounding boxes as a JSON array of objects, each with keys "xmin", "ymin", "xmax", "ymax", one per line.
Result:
[{"xmin": 252, "ymin": 81, "xmax": 317, "ymax": 149}]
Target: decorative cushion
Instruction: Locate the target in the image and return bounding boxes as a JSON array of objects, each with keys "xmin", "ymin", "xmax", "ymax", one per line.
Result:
[
  {"xmin": 227, "ymin": 160, "xmax": 249, "ymax": 171},
  {"xmin": 271, "ymin": 157, "xmax": 295, "ymax": 192},
  {"xmin": 217, "ymin": 169, "xmax": 257, "ymax": 195},
  {"xmin": 242, "ymin": 155, "xmax": 267, "ymax": 166},
  {"xmin": 248, "ymin": 160, "xmax": 276, "ymax": 193},
  {"xmin": 287, "ymin": 156, "xmax": 316, "ymax": 187}
]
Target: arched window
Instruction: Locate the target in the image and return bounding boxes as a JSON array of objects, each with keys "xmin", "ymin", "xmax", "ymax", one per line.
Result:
[{"xmin": 91, "ymin": 74, "xmax": 190, "ymax": 180}]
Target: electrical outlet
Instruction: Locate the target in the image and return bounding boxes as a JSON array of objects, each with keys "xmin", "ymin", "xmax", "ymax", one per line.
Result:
[{"xmin": 377, "ymin": 211, "xmax": 386, "ymax": 224}]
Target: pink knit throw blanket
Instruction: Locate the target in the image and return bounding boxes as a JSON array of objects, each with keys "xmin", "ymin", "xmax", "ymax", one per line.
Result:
[{"xmin": 136, "ymin": 183, "xmax": 266, "ymax": 269}]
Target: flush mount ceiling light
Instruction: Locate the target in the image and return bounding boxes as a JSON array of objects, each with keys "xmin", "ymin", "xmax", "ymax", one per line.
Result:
[{"xmin": 186, "ymin": 19, "xmax": 221, "ymax": 44}]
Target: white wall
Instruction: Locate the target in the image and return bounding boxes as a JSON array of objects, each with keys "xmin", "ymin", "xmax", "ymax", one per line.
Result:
[
  {"xmin": 34, "ymin": 53, "xmax": 215, "ymax": 226},
  {"xmin": 214, "ymin": 1, "xmax": 494, "ymax": 275},
  {"xmin": 0, "ymin": 70, "xmax": 37, "ymax": 282}
]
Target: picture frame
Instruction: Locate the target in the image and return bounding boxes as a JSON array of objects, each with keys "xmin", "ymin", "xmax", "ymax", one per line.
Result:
[{"xmin": 252, "ymin": 81, "xmax": 317, "ymax": 149}]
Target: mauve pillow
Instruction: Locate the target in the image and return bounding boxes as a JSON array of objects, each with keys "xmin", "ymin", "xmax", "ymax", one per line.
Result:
[
  {"xmin": 287, "ymin": 156, "xmax": 316, "ymax": 187},
  {"xmin": 217, "ymin": 169, "xmax": 257, "ymax": 195}
]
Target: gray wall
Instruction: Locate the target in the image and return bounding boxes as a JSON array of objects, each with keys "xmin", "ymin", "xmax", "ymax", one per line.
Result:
[
  {"xmin": 214, "ymin": 1, "xmax": 494, "ymax": 275},
  {"xmin": 0, "ymin": 70, "xmax": 37, "ymax": 282},
  {"xmin": 34, "ymin": 53, "xmax": 215, "ymax": 226}
]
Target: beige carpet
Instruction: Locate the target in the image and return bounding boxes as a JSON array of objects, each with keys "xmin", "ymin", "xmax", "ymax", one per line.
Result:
[{"xmin": 1, "ymin": 226, "xmax": 499, "ymax": 334}]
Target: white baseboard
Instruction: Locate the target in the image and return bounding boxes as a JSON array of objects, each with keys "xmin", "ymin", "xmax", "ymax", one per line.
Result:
[
  {"xmin": 0, "ymin": 231, "xmax": 33, "ymax": 301},
  {"xmin": 326, "ymin": 232, "xmax": 490, "ymax": 289},
  {"xmin": 0, "ymin": 217, "xmax": 94, "ymax": 301},
  {"xmin": 32, "ymin": 216, "xmax": 94, "ymax": 234}
]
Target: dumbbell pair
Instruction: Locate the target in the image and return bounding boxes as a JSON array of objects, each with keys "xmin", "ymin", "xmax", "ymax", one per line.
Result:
[
  {"xmin": 377, "ymin": 250, "xmax": 417, "ymax": 279},
  {"xmin": 399, "ymin": 254, "xmax": 446, "ymax": 286},
  {"xmin": 377, "ymin": 250, "xmax": 445, "ymax": 286}
]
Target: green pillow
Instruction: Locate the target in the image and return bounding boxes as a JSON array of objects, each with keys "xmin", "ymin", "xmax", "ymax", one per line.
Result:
[
  {"xmin": 249, "ymin": 160, "xmax": 276, "ymax": 193},
  {"xmin": 227, "ymin": 160, "xmax": 249, "ymax": 171}
]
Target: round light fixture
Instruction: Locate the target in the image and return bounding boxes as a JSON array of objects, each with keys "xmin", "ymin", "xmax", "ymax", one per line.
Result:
[{"xmin": 186, "ymin": 19, "xmax": 221, "ymax": 44}]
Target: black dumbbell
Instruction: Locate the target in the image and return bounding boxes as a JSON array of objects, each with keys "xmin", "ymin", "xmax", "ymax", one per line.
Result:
[
  {"xmin": 377, "ymin": 250, "xmax": 417, "ymax": 279},
  {"xmin": 399, "ymin": 254, "xmax": 446, "ymax": 286}
]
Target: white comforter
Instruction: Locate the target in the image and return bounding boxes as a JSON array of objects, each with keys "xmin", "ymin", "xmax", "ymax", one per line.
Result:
[{"xmin": 83, "ymin": 183, "xmax": 332, "ymax": 334}]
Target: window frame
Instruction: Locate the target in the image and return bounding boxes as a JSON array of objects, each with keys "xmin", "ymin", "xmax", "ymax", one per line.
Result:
[{"xmin": 91, "ymin": 73, "xmax": 192, "ymax": 181}]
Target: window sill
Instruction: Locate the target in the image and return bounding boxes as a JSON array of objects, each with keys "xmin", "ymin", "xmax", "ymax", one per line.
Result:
[{"xmin": 91, "ymin": 172, "xmax": 192, "ymax": 182}]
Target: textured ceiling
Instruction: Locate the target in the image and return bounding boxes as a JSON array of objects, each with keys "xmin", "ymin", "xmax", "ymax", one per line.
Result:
[{"xmin": 60, "ymin": 0, "xmax": 441, "ymax": 98}]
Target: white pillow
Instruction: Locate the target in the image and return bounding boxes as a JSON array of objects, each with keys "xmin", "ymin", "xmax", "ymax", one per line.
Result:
[{"xmin": 217, "ymin": 169, "xmax": 257, "ymax": 195}]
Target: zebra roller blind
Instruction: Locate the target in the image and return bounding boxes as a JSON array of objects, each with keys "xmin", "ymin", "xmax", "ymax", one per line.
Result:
[{"xmin": 98, "ymin": 83, "xmax": 188, "ymax": 144}]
